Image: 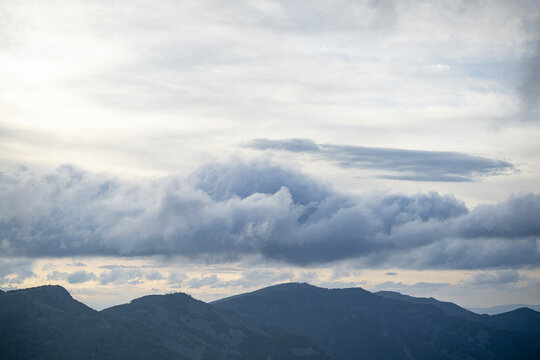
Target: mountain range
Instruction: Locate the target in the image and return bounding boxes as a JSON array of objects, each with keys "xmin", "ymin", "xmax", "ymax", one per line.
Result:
[
  {"xmin": 467, "ymin": 304, "xmax": 540, "ymax": 315},
  {"xmin": 1, "ymin": 283, "xmax": 539, "ymax": 359}
]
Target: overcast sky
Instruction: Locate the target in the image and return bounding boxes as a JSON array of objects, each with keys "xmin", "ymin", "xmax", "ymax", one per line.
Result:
[{"xmin": 1, "ymin": 0, "xmax": 539, "ymax": 310}]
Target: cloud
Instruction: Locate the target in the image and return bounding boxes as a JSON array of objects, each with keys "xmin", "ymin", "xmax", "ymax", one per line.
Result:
[
  {"xmin": 465, "ymin": 270, "xmax": 522, "ymax": 286},
  {"xmin": 67, "ymin": 262, "xmax": 86, "ymax": 267},
  {"xmin": 0, "ymin": 258, "xmax": 34, "ymax": 285},
  {"xmin": 245, "ymin": 138, "xmax": 321, "ymax": 153},
  {"xmin": 520, "ymin": 41, "xmax": 540, "ymax": 114},
  {"xmin": 167, "ymin": 271, "xmax": 188, "ymax": 288},
  {"xmin": 47, "ymin": 270, "xmax": 96, "ymax": 284},
  {"xmin": 189, "ymin": 158, "xmax": 329, "ymax": 204},
  {"xmin": 244, "ymin": 138, "xmax": 515, "ymax": 182},
  {"xmin": 187, "ymin": 274, "xmax": 223, "ymax": 289},
  {"xmin": 224, "ymin": 269, "xmax": 295, "ymax": 289},
  {"xmin": 371, "ymin": 281, "xmax": 450, "ymax": 293},
  {"xmin": 0, "ymin": 162, "xmax": 538, "ymax": 269},
  {"xmin": 183, "ymin": 269, "xmax": 297, "ymax": 290},
  {"xmin": 98, "ymin": 268, "xmax": 163, "ymax": 285},
  {"xmin": 518, "ymin": 14, "xmax": 540, "ymax": 118},
  {"xmin": 67, "ymin": 270, "xmax": 96, "ymax": 284}
]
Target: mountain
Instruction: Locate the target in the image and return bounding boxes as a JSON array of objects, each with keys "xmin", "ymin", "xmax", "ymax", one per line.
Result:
[
  {"xmin": 375, "ymin": 290, "xmax": 480, "ymax": 322},
  {"xmin": 487, "ymin": 307, "xmax": 540, "ymax": 335},
  {"xmin": 101, "ymin": 291, "xmax": 333, "ymax": 360},
  {"xmin": 7, "ymin": 285, "xmax": 96, "ymax": 316},
  {"xmin": 375, "ymin": 290, "xmax": 540, "ymax": 336},
  {"xmin": 0, "ymin": 285, "xmax": 186, "ymax": 360},
  {"xmin": 213, "ymin": 282, "xmax": 540, "ymax": 360},
  {"xmin": 4, "ymin": 283, "xmax": 539, "ymax": 360},
  {"xmin": 0, "ymin": 285, "xmax": 332, "ymax": 360},
  {"xmin": 468, "ymin": 304, "xmax": 540, "ymax": 315}
]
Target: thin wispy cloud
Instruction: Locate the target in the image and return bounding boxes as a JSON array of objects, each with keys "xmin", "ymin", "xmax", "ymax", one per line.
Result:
[{"xmin": 245, "ymin": 138, "xmax": 515, "ymax": 182}]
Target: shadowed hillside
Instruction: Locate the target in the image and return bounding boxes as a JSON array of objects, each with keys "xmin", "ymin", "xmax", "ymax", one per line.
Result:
[
  {"xmin": 0, "ymin": 285, "xmax": 332, "ymax": 360},
  {"xmin": 214, "ymin": 283, "xmax": 540, "ymax": 360}
]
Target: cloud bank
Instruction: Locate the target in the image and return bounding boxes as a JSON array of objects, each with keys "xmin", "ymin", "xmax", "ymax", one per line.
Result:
[
  {"xmin": 0, "ymin": 161, "xmax": 538, "ymax": 269},
  {"xmin": 244, "ymin": 138, "xmax": 515, "ymax": 182}
]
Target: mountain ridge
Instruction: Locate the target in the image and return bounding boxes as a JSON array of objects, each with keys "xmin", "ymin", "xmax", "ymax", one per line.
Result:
[
  {"xmin": 214, "ymin": 282, "xmax": 540, "ymax": 360},
  {"xmin": 468, "ymin": 303, "xmax": 540, "ymax": 315},
  {"xmin": 2, "ymin": 283, "xmax": 539, "ymax": 359},
  {"xmin": 0, "ymin": 284, "xmax": 333, "ymax": 360}
]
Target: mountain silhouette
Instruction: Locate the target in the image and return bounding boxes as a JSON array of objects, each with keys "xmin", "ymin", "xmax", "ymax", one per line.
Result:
[
  {"xmin": 374, "ymin": 290, "xmax": 480, "ymax": 321},
  {"xmin": 375, "ymin": 290, "xmax": 540, "ymax": 335},
  {"xmin": 0, "ymin": 285, "xmax": 188, "ymax": 359},
  {"xmin": 101, "ymin": 291, "xmax": 332, "ymax": 360},
  {"xmin": 3, "ymin": 283, "xmax": 540, "ymax": 359},
  {"xmin": 468, "ymin": 304, "xmax": 540, "ymax": 315},
  {"xmin": 213, "ymin": 282, "xmax": 540, "ymax": 360},
  {"xmin": 0, "ymin": 285, "xmax": 331, "ymax": 360}
]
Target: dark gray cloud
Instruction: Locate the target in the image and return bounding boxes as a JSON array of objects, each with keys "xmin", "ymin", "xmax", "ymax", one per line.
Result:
[
  {"xmin": 0, "ymin": 162, "xmax": 538, "ymax": 269},
  {"xmin": 189, "ymin": 158, "xmax": 329, "ymax": 204},
  {"xmin": 244, "ymin": 138, "xmax": 515, "ymax": 182}
]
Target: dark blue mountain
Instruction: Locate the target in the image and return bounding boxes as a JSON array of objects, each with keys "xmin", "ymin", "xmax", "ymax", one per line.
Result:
[
  {"xmin": 375, "ymin": 290, "xmax": 481, "ymax": 321},
  {"xmin": 101, "ymin": 291, "xmax": 333, "ymax": 360},
  {"xmin": 213, "ymin": 283, "xmax": 540, "ymax": 360},
  {"xmin": 468, "ymin": 304, "xmax": 540, "ymax": 314},
  {"xmin": 0, "ymin": 285, "xmax": 186, "ymax": 359},
  {"xmin": 0, "ymin": 285, "xmax": 332, "ymax": 360},
  {"xmin": 375, "ymin": 290, "xmax": 540, "ymax": 335}
]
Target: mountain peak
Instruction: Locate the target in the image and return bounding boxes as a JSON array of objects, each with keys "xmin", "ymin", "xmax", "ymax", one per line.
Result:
[
  {"xmin": 9, "ymin": 284, "xmax": 72, "ymax": 299},
  {"xmin": 212, "ymin": 282, "xmax": 324, "ymax": 305},
  {"xmin": 129, "ymin": 291, "xmax": 193, "ymax": 305},
  {"xmin": 262, "ymin": 282, "xmax": 321, "ymax": 291},
  {"xmin": 7, "ymin": 284, "xmax": 95, "ymax": 314},
  {"xmin": 508, "ymin": 307, "xmax": 539, "ymax": 314}
]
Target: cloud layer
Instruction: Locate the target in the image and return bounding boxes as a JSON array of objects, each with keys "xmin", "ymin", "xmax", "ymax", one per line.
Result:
[
  {"xmin": 0, "ymin": 161, "xmax": 538, "ymax": 269},
  {"xmin": 244, "ymin": 138, "xmax": 515, "ymax": 182}
]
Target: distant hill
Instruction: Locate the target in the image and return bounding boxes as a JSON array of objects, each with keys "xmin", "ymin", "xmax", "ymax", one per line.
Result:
[
  {"xmin": 101, "ymin": 291, "xmax": 333, "ymax": 360},
  {"xmin": 3, "ymin": 283, "xmax": 540, "ymax": 360},
  {"xmin": 213, "ymin": 282, "xmax": 540, "ymax": 360},
  {"xmin": 0, "ymin": 285, "xmax": 332, "ymax": 360},
  {"xmin": 375, "ymin": 290, "xmax": 480, "ymax": 321},
  {"xmin": 468, "ymin": 304, "xmax": 540, "ymax": 315},
  {"xmin": 0, "ymin": 285, "xmax": 186, "ymax": 360},
  {"xmin": 375, "ymin": 290, "xmax": 540, "ymax": 335}
]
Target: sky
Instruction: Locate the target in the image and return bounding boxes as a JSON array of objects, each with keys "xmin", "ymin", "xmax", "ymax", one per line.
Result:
[{"xmin": 1, "ymin": 0, "xmax": 539, "ymax": 311}]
